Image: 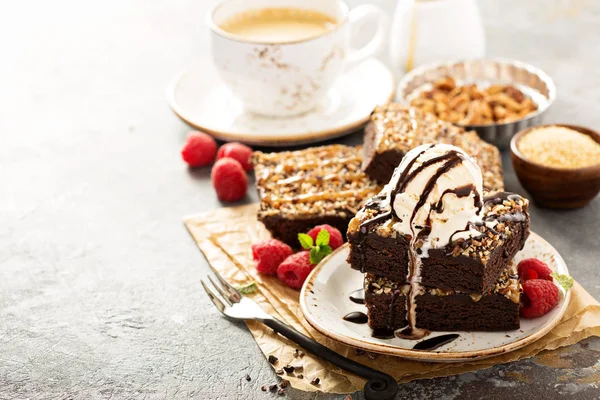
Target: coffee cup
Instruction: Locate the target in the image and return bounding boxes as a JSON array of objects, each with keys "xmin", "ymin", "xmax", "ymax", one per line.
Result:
[{"xmin": 208, "ymin": 0, "xmax": 387, "ymax": 117}]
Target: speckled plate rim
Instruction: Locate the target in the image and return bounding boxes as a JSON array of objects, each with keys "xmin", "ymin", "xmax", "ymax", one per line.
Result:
[
  {"xmin": 166, "ymin": 59, "xmax": 396, "ymax": 147},
  {"xmin": 300, "ymin": 232, "xmax": 571, "ymax": 362}
]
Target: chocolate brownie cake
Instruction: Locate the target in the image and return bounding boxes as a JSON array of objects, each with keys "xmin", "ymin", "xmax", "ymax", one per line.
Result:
[
  {"xmin": 362, "ymin": 104, "xmax": 504, "ymax": 193},
  {"xmin": 252, "ymin": 145, "xmax": 381, "ymax": 247},
  {"xmin": 415, "ymin": 264, "xmax": 521, "ymax": 331},
  {"xmin": 347, "ymin": 143, "xmax": 529, "ymax": 334},
  {"xmin": 364, "ymin": 274, "xmax": 410, "ymax": 331},
  {"xmin": 348, "ymin": 192, "xmax": 529, "ymax": 293},
  {"xmin": 366, "ymin": 265, "xmax": 520, "ymax": 332}
]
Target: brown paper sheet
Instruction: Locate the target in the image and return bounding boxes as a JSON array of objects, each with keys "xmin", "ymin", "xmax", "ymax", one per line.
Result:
[{"xmin": 185, "ymin": 204, "xmax": 600, "ymax": 394}]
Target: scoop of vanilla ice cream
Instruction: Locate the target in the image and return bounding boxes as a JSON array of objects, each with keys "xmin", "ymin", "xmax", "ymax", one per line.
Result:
[{"xmin": 389, "ymin": 144, "xmax": 484, "ymax": 251}]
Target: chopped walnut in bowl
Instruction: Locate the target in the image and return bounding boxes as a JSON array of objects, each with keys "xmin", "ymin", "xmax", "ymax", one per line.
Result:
[
  {"xmin": 396, "ymin": 59, "xmax": 556, "ymax": 149},
  {"xmin": 409, "ymin": 77, "xmax": 538, "ymax": 125}
]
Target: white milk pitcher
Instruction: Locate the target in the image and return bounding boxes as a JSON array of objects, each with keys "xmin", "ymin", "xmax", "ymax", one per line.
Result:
[{"xmin": 389, "ymin": 0, "xmax": 486, "ymax": 74}]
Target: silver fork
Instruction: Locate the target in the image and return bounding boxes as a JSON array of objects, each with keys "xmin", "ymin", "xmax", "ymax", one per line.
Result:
[{"xmin": 201, "ymin": 264, "xmax": 398, "ymax": 400}]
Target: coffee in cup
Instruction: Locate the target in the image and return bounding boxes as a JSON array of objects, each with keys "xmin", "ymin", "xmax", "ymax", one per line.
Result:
[
  {"xmin": 209, "ymin": 0, "xmax": 387, "ymax": 117},
  {"xmin": 218, "ymin": 7, "xmax": 338, "ymax": 44}
]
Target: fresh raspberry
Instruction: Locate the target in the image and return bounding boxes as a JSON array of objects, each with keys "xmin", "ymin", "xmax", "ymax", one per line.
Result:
[
  {"xmin": 520, "ymin": 279, "xmax": 560, "ymax": 318},
  {"xmin": 252, "ymin": 239, "xmax": 293, "ymax": 275},
  {"xmin": 217, "ymin": 142, "xmax": 253, "ymax": 171},
  {"xmin": 277, "ymin": 251, "xmax": 314, "ymax": 289},
  {"xmin": 211, "ymin": 158, "xmax": 248, "ymax": 202},
  {"xmin": 518, "ymin": 258, "xmax": 553, "ymax": 281},
  {"xmin": 307, "ymin": 225, "xmax": 344, "ymax": 250},
  {"xmin": 181, "ymin": 131, "xmax": 217, "ymax": 167}
]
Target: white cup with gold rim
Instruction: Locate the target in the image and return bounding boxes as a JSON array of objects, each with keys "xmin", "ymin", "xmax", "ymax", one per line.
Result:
[{"xmin": 208, "ymin": 0, "xmax": 387, "ymax": 118}]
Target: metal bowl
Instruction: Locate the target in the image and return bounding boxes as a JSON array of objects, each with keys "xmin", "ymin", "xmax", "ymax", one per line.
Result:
[{"xmin": 396, "ymin": 59, "xmax": 556, "ymax": 149}]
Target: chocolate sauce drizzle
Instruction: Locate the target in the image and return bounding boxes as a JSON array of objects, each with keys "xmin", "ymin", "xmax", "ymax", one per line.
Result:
[
  {"xmin": 371, "ymin": 328, "xmax": 395, "ymax": 340},
  {"xmin": 413, "ymin": 334, "xmax": 460, "ymax": 351},
  {"xmin": 349, "ymin": 289, "xmax": 365, "ymax": 305},
  {"xmin": 432, "ymin": 185, "xmax": 482, "ymax": 214},
  {"xmin": 343, "ymin": 311, "xmax": 368, "ymax": 324},
  {"xmin": 386, "ymin": 290, "xmax": 401, "ymax": 334},
  {"xmin": 355, "ymin": 145, "xmax": 488, "ymax": 340}
]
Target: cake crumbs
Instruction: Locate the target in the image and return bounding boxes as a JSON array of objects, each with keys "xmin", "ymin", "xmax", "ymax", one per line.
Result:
[
  {"xmin": 283, "ymin": 365, "xmax": 295, "ymax": 374},
  {"xmin": 293, "ymin": 348, "xmax": 305, "ymax": 358},
  {"xmin": 518, "ymin": 126, "xmax": 600, "ymax": 169}
]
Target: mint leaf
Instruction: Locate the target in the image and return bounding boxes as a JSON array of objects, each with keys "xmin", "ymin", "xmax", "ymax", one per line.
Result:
[
  {"xmin": 309, "ymin": 247, "xmax": 320, "ymax": 264},
  {"xmin": 320, "ymin": 244, "xmax": 332, "ymax": 258},
  {"xmin": 309, "ymin": 244, "xmax": 333, "ymax": 265},
  {"xmin": 315, "ymin": 229, "xmax": 330, "ymax": 247},
  {"xmin": 298, "ymin": 233, "xmax": 314, "ymax": 250},
  {"xmin": 551, "ymin": 272, "xmax": 573, "ymax": 292},
  {"xmin": 236, "ymin": 282, "xmax": 257, "ymax": 295}
]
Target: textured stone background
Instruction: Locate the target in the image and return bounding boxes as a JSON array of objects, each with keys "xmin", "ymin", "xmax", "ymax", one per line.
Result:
[{"xmin": 0, "ymin": 0, "xmax": 599, "ymax": 399}]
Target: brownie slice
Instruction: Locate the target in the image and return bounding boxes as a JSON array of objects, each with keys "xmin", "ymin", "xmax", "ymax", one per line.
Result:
[
  {"xmin": 347, "ymin": 192, "xmax": 530, "ymax": 293},
  {"xmin": 415, "ymin": 266, "xmax": 521, "ymax": 331},
  {"xmin": 364, "ymin": 265, "xmax": 521, "ymax": 332},
  {"xmin": 364, "ymin": 274, "xmax": 410, "ymax": 331},
  {"xmin": 362, "ymin": 104, "xmax": 504, "ymax": 192},
  {"xmin": 421, "ymin": 221, "xmax": 527, "ymax": 293},
  {"xmin": 252, "ymin": 145, "xmax": 381, "ymax": 247},
  {"xmin": 347, "ymin": 227, "xmax": 410, "ymax": 282}
]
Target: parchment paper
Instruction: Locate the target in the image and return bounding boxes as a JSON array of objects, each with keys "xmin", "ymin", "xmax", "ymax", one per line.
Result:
[{"xmin": 185, "ymin": 204, "xmax": 600, "ymax": 394}]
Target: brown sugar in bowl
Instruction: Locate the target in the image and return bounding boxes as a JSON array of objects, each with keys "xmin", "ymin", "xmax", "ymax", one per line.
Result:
[{"xmin": 510, "ymin": 124, "xmax": 600, "ymax": 209}]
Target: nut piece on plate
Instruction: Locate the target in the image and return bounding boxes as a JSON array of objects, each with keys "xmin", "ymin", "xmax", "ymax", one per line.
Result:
[{"xmin": 410, "ymin": 77, "xmax": 538, "ymax": 125}]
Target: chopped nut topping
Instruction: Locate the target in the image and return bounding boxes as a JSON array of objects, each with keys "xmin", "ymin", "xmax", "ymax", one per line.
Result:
[
  {"xmin": 253, "ymin": 145, "xmax": 381, "ymax": 220},
  {"xmin": 367, "ymin": 104, "xmax": 504, "ymax": 193},
  {"xmin": 365, "ymin": 274, "xmax": 411, "ymax": 295},
  {"xmin": 447, "ymin": 194, "xmax": 529, "ymax": 265},
  {"xmin": 409, "ymin": 77, "xmax": 538, "ymax": 125}
]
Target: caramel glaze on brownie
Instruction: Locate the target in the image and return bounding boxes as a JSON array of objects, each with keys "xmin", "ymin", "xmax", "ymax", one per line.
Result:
[
  {"xmin": 362, "ymin": 104, "xmax": 504, "ymax": 193},
  {"xmin": 252, "ymin": 145, "xmax": 381, "ymax": 247},
  {"xmin": 347, "ymin": 192, "xmax": 530, "ymax": 294}
]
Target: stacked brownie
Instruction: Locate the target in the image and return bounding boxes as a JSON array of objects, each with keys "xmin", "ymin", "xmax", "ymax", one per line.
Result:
[
  {"xmin": 252, "ymin": 105, "xmax": 504, "ymax": 248},
  {"xmin": 347, "ymin": 143, "xmax": 530, "ymax": 333},
  {"xmin": 252, "ymin": 145, "xmax": 381, "ymax": 247},
  {"xmin": 363, "ymin": 103, "xmax": 504, "ymax": 193}
]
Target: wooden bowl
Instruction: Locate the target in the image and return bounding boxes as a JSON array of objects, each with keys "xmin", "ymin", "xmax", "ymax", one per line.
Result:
[{"xmin": 510, "ymin": 124, "xmax": 600, "ymax": 209}]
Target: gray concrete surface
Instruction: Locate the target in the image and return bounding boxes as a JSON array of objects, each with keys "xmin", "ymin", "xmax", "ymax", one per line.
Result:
[{"xmin": 1, "ymin": 0, "xmax": 599, "ymax": 399}]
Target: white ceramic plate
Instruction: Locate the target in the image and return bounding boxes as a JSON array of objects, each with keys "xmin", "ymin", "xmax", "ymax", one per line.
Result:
[
  {"xmin": 300, "ymin": 232, "xmax": 570, "ymax": 362},
  {"xmin": 166, "ymin": 58, "xmax": 395, "ymax": 146}
]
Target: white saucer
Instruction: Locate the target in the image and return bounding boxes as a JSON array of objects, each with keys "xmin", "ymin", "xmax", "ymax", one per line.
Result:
[
  {"xmin": 300, "ymin": 232, "xmax": 571, "ymax": 362},
  {"xmin": 167, "ymin": 59, "xmax": 395, "ymax": 146}
]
